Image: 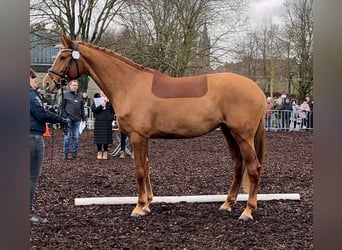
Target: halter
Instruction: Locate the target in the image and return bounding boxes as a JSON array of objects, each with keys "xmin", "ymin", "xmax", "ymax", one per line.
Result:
[{"xmin": 48, "ymin": 42, "xmax": 81, "ymax": 89}]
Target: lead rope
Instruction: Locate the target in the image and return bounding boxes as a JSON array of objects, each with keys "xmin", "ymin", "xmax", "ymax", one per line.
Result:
[
  {"xmin": 47, "ymin": 123, "xmax": 55, "ymax": 169},
  {"xmin": 47, "ymin": 86, "xmax": 65, "ymax": 169}
]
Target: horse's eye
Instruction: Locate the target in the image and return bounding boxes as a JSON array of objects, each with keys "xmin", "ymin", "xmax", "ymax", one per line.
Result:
[{"xmin": 60, "ymin": 56, "xmax": 66, "ymax": 60}]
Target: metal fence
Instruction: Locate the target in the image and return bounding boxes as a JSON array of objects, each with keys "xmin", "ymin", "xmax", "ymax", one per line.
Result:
[
  {"xmin": 265, "ymin": 110, "xmax": 313, "ymax": 131},
  {"xmin": 84, "ymin": 108, "xmax": 313, "ymax": 132}
]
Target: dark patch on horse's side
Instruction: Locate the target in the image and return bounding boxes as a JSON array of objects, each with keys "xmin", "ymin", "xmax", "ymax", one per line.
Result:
[{"xmin": 151, "ymin": 71, "xmax": 208, "ymax": 98}]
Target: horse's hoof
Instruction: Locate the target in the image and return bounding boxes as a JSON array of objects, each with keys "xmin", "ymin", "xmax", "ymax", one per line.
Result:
[
  {"xmin": 219, "ymin": 203, "xmax": 232, "ymax": 212},
  {"xmin": 131, "ymin": 211, "xmax": 148, "ymax": 217},
  {"xmin": 238, "ymin": 214, "xmax": 253, "ymax": 221},
  {"xmin": 131, "ymin": 212, "xmax": 141, "ymax": 217},
  {"xmin": 143, "ymin": 207, "xmax": 151, "ymax": 213},
  {"xmin": 219, "ymin": 207, "xmax": 232, "ymax": 212},
  {"xmin": 131, "ymin": 209, "xmax": 149, "ymax": 217}
]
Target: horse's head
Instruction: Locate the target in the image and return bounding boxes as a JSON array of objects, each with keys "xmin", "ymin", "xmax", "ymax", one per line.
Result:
[{"xmin": 43, "ymin": 34, "xmax": 86, "ymax": 94}]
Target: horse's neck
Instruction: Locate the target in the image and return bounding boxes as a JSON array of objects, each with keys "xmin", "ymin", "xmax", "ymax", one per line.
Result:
[{"xmin": 80, "ymin": 45, "xmax": 142, "ymax": 108}]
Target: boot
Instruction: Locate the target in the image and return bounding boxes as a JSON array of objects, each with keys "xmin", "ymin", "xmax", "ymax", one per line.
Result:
[
  {"xmin": 72, "ymin": 152, "xmax": 77, "ymax": 160},
  {"xmin": 63, "ymin": 153, "xmax": 68, "ymax": 160},
  {"xmin": 102, "ymin": 151, "xmax": 108, "ymax": 160},
  {"xmin": 119, "ymin": 150, "xmax": 126, "ymax": 159},
  {"xmin": 97, "ymin": 151, "xmax": 103, "ymax": 160}
]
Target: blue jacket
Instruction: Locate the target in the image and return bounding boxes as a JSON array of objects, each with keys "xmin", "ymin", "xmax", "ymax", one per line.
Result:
[{"xmin": 30, "ymin": 86, "xmax": 64, "ymax": 135}]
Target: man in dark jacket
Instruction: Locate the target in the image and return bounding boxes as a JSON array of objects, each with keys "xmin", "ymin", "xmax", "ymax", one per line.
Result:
[
  {"xmin": 30, "ymin": 68, "xmax": 67, "ymax": 223},
  {"xmin": 281, "ymin": 97, "xmax": 293, "ymax": 130},
  {"xmin": 59, "ymin": 79, "xmax": 86, "ymax": 160}
]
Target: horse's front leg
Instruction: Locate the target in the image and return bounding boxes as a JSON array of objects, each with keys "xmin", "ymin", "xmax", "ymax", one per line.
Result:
[
  {"xmin": 130, "ymin": 133, "xmax": 152, "ymax": 216},
  {"xmin": 145, "ymin": 155, "xmax": 153, "ymax": 206}
]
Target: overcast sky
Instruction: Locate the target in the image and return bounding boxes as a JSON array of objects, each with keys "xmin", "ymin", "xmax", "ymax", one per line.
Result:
[
  {"xmin": 208, "ymin": 0, "xmax": 287, "ymax": 64},
  {"xmin": 247, "ymin": 0, "xmax": 286, "ymax": 28}
]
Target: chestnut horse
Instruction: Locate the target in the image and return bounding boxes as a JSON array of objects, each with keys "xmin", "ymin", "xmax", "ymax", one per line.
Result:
[{"xmin": 44, "ymin": 35, "xmax": 266, "ymax": 220}]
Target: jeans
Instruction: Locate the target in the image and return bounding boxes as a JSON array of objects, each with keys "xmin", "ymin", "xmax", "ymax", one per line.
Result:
[
  {"xmin": 265, "ymin": 114, "xmax": 274, "ymax": 130},
  {"xmin": 30, "ymin": 134, "xmax": 45, "ymax": 211},
  {"xmin": 63, "ymin": 118, "xmax": 81, "ymax": 153},
  {"xmin": 277, "ymin": 118, "xmax": 283, "ymax": 129}
]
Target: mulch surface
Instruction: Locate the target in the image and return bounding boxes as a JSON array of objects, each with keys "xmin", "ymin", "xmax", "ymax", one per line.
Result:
[{"xmin": 30, "ymin": 129, "xmax": 313, "ymax": 249}]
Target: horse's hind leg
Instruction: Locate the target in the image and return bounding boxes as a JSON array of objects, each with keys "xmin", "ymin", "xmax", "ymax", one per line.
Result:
[
  {"xmin": 219, "ymin": 125, "xmax": 244, "ymax": 212},
  {"xmin": 231, "ymin": 130, "xmax": 262, "ymax": 221},
  {"xmin": 130, "ymin": 133, "xmax": 153, "ymax": 216}
]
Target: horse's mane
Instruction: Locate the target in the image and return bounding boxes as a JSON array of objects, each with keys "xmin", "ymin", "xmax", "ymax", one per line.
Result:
[{"xmin": 78, "ymin": 41, "xmax": 155, "ymax": 73}]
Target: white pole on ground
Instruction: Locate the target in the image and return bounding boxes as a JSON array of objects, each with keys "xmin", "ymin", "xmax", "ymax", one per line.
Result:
[{"xmin": 74, "ymin": 193, "xmax": 300, "ymax": 206}]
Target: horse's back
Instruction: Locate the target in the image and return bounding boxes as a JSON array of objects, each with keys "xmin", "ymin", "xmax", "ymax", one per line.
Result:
[{"xmin": 206, "ymin": 72, "xmax": 265, "ymax": 106}]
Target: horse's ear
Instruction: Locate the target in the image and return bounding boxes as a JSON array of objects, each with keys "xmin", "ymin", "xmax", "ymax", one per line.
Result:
[{"xmin": 59, "ymin": 34, "xmax": 74, "ymax": 49}]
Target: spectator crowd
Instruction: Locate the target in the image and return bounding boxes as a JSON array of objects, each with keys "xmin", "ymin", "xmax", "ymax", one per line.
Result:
[{"xmin": 264, "ymin": 95, "xmax": 313, "ymax": 131}]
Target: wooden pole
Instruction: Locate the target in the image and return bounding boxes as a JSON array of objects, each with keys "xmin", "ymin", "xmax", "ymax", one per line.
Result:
[{"xmin": 75, "ymin": 193, "xmax": 300, "ymax": 206}]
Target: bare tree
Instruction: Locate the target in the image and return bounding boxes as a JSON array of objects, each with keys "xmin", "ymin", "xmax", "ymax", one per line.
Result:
[
  {"xmin": 259, "ymin": 22, "xmax": 283, "ymax": 97},
  {"xmin": 30, "ymin": 0, "xmax": 126, "ymax": 92},
  {"xmin": 233, "ymin": 21, "xmax": 284, "ymax": 96},
  {"xmin": 234, "ymin": 32, "xmax": 260, "ymax": 80},
  {"xmin": 229, "ymin": 0, "xmax": 312, "ymax": 100},
  {"xmin": 277, "ymin": 21, "xmax": 298, "ymax": 95},
  {"xmin": 30, "ymin": 0, "xmax": 125, "ymax": 43},
  {"xmin": 116, "ymin": 0, "xmax": 248, "ymax": 76},
  {"xmin": 208, "ymin": 0, "xmax": 250, "ymax": 66},
  {"xmin": 283, "ymin": 0, "xmax": 313, "ymax": 101},
  {"xmin": 30, "ymin": 0, "xmax": 249, "ymax": 77},
  {"xmin": 114, "ymin": 0, "xmax": 209, "ymax": 76}
]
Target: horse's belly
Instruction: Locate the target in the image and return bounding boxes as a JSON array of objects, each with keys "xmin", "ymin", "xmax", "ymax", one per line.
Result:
[{"xmin": 152, "ymin": 116, "xmax": 220, "ymax": 138}]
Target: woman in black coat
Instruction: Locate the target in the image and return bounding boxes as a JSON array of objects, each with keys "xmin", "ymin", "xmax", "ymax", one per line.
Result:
[{"xmin": 91, "ymin": 91, "xmax": 114, "ymax": 159}]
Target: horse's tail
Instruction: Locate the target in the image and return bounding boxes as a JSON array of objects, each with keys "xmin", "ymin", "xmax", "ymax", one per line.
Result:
[{"xmin": 242, "ymin": 116, "xmax": 265, "ymax": 193}]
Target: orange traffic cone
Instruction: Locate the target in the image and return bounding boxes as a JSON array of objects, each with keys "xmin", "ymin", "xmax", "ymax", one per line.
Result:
[{"xmin": 43, "ymin": 123, "xmax": 51, "ymax": 137}]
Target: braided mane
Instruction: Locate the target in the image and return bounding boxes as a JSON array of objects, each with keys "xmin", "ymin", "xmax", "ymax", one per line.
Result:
[{"xmin": 78, "ymin": 41, "xmax": 155, "ymax": 73}]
